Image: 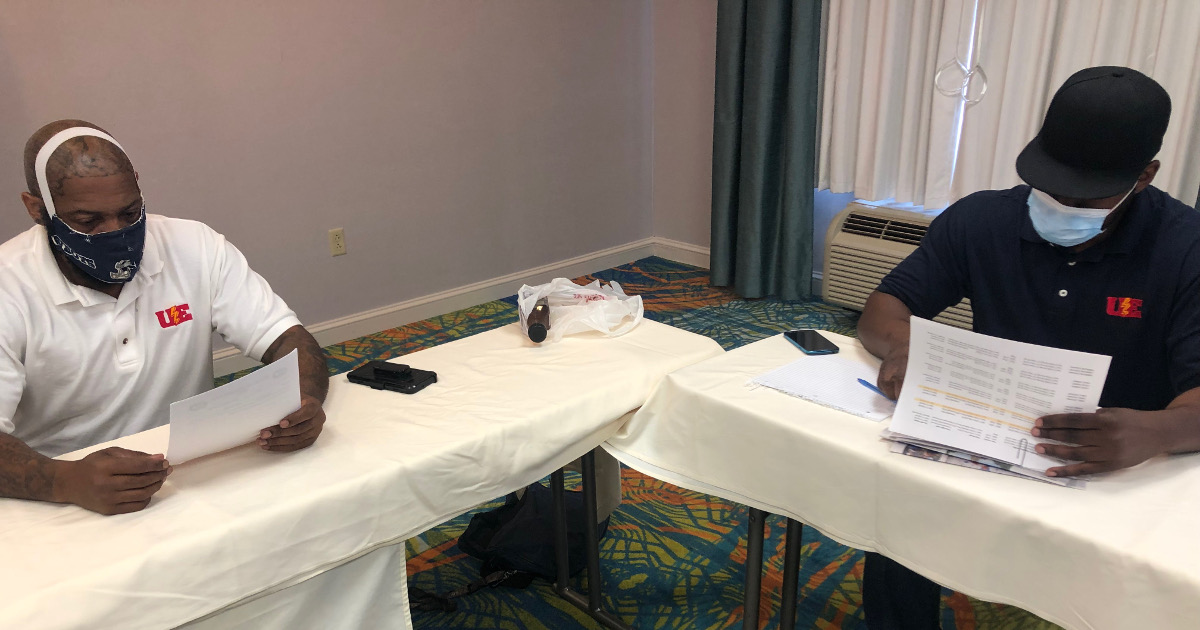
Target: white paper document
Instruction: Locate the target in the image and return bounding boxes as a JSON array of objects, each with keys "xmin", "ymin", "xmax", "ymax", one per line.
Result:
[
  {"xmin": 889, "ymin": 318, "xmax": 1111, "ymax": 471},
  {"xmin": 168, "ymin": 349, "xmax": 301, "ymax": 464},
  {"xmin": 753, "ymin": 350, "xmax": 896, "ymax": 421}
]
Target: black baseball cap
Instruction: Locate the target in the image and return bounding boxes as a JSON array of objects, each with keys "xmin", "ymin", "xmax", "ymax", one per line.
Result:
[{"xmin": 1016, "ymin": 66, "xmax": 1171, "ymax": 199}]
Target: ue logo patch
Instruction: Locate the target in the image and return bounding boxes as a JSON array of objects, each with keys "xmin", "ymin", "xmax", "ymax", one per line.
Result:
[
  {"xmin": 156, "ymin": 303, "xmax": 193, "ymax": 328},
  {"xmin": 1105, "ymin": 297, "xmax": 1142, "ymax": 319}
]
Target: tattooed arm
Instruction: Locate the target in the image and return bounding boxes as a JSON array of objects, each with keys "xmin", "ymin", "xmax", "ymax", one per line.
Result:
[
  {"xmin": 0, "ymin": 433, "xmax": 57, "ymax": 502},
  {"xmin": 0, "ymin": 433, "xmax": 171, "ymax": 515}
]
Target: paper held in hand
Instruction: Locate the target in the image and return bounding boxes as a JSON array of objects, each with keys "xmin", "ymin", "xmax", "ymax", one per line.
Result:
[
  {"xmin": 167, "ymin": 349, "xmax": 301, "ymax": 464},
  {"xmin": 885, "ymin": 318, "xmax": 1112, "ymax": 488}
]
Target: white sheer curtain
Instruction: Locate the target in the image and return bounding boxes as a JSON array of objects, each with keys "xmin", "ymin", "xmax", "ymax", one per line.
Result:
[
  {"xmin": 953, "ymin": 0, "xmax": 1200, "ymax": 205},
  {"xmin": 818, "ymin": 0, "xmax": 950, "ymax": 206},
  {"xmin": 819, "ymin": 0, "xmax": 1200, "ymax": 209}
]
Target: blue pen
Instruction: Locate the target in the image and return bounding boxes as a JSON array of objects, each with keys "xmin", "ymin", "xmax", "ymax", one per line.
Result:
[{"xmin": 857, "ymin": 378, "xmax": 896, "ymax": 402}]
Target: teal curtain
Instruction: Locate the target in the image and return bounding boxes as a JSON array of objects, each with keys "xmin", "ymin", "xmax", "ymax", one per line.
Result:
[{"xmin": 710, "ymin": 0, "xmax": 823, "ymax": 300}]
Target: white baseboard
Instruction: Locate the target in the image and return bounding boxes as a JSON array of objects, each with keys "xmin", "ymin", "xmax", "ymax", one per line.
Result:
[
  {"xmin": 212, "ymin": 238, "xmax": 827, "ymax": 376},
  {"xmin": 215, "ymin": 236, "xmax": 715, "ymax": 376},
  {"xmin": 651, "ymin": 238, "xmax": 710, "ymax": 268}
]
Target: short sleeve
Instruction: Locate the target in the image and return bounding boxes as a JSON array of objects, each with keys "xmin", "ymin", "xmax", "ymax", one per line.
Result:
[
  {"xmin": 208, "ymin": 235, "xmax": 302, "ymax": 362},
  {"xmin": 0, "ymin": 303, "xmax": 26, "ymax": 436},
  {"xmin": 1166, "ymin": 243, "xmax": 1200, "ymax": 397},
  {"xmin": 875, "ymin": 204, "xmax": 971, "ymax": 319}
]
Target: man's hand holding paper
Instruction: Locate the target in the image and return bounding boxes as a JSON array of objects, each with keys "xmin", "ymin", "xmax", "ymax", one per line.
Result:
[
  {"xmin": 1034, "ymin": 386, "xmax": 1200, "ymax": 477},
  {"xmin": 1033, "ymin": 408, "xmax": 1161, "ymax": 477},
  {"xmin": 258, "ymin": 394, "xmax": 327, "ymax": 452},
  {"xmin": 54, "ymin": 447, "xmax": 173, "ymax": 515}
]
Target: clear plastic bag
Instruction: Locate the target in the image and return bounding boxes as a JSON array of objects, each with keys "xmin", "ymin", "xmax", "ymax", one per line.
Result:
[{"xmin": 517, "ymin": 278, "xmax": 644, "ymax": 342}]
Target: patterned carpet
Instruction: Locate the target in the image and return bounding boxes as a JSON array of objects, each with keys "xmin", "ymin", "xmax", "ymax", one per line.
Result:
[{"xmin": 232, "ymin": 257, "xmax": 1061, "ymax": 630}]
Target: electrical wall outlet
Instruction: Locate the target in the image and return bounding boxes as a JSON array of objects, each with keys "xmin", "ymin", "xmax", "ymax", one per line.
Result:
[{"xmin": 328, "ymin": 228, "xmax": 347, "ymax": 256}]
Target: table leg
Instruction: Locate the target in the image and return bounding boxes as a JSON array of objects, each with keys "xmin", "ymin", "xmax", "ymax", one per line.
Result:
[
  {"xmin": 551, "ymin": 469, "xmax": 570, "ymax": 591},
  {"xmin": 743, "ymin": 507, "xmax": 766, "ymax": 630},
  {"xmin": 779, "ymin": 518, "xmax": 804, "ymax": 630},
  {"xmin": 550, "ymin": 452, "xmax": 633, "ymax": 630},
  {"xmin": 580, "ymin": 450, "xmax": 605, "ymax": 612}
]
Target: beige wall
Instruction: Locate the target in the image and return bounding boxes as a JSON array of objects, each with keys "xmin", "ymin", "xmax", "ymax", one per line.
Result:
[
  {"xmin": 0, "ymin": 1, "xmax": 666, "ymax": 326},
  {"xmin": 651, "ymin": 0, "xmax": 717, "ymax": 248}
]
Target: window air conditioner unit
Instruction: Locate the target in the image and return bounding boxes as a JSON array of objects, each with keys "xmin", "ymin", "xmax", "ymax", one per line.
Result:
[{"xmin": 821, "ymin": 203, "xmax": 974, "ymax": 330}]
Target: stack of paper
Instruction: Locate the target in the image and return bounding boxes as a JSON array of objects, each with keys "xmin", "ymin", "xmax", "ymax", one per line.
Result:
[
  {"xmin": 752, "ymin": 350, "xmax": 896, "ymax": 422},
  {"xmin": 885, "ymin": 318, "xmax": 1112, "ymax": 489}
]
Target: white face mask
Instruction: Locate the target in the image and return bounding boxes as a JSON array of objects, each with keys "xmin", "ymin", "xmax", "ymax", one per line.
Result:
[{"xmin": 1026, "ymin": 184, "xmax": 1137, "ymax": 247}]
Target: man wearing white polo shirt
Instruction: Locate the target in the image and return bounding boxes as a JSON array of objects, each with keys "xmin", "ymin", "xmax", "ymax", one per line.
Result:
[{"xmin": 0, "ymin": 119, "xmax": 329, "ymax": 515}]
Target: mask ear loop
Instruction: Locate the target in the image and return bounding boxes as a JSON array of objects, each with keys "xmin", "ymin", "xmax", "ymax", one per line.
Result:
[
  {"xmin": 33, "ymin": 127, "xmax": 127, "ymax": 219},
  {"xmin": 1094, "ymin": 184, "xmax": 1139, "ymax": 237},
  {"xmin": 1111, "ymin": 182, "xmax": 1139, "ymax": 212},
  {"xmin": 1094, "ymin": 181, "xmax": 1140, "ymax": 240}
]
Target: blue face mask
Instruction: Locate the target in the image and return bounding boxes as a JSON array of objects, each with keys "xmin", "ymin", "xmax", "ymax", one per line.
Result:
[
  {"xmin": 1026, "ymin": 185, "xmax": 1136, "ymax": 247},
  {"xmin": 47, "ymin": 205, "xmax": 146, "ymax": 284}
]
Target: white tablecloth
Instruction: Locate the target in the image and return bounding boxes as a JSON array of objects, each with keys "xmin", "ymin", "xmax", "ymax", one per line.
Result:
[
  {"xmin": 0, "ymin": 321, "xmax": 723, "ymax": 629},
  {"xmin": 604, "ymin": 332, "xmax": 1200, "ymax": 630}
]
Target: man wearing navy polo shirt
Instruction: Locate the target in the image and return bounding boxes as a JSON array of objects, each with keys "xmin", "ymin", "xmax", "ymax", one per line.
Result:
[{"xmin": 858, "ymin": 67, "xmax": 1200, "ymax": 628}]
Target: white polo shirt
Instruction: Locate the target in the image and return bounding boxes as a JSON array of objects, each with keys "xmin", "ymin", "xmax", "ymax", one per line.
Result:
[{"xmin": 0, "ymin": 215, "xmax": 302, "ymax": 457}]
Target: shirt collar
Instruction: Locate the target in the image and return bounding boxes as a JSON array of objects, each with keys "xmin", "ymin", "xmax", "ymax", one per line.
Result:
[
  {"xmin": 139, "ymin": 222, "xmax": 165, "ymax": 277},
  {"xmin": 1018, "ymin": 185, "xmax": 1153, "ymax": 261},
  {"xmin": 34, "ymin": 220, "xmax": 164, "ymax": 307}
]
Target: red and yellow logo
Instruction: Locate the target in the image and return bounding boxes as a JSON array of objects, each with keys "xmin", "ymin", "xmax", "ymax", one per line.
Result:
[
  {"xmin": 156, "ymin": 303, "xmax": 193, "ymax": 328},
  {"xmin": 1105, "ymin": 297, "xmax": 1142, "ymax": 319}
]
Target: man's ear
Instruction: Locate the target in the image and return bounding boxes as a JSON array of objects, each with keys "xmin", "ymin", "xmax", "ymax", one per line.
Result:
[
  {"xmin": 1135, "ymin": 161, "xmax": 1160, "ymax": 194},
  {"xmin": 20, "ymin": 192, "xmax": 45, "ymax": 225}
]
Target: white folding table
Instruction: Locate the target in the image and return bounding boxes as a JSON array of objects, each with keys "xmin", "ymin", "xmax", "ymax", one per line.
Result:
[
  {"xmin": 0, "ymin": 321, "xmax": 722, "ymax": 629},
  {"xmin": 605, "ymin": 331, "xmax": 1200, "ymax": 630}
]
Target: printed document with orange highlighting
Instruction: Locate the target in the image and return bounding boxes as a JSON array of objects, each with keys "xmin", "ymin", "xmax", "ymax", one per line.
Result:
[{"xmin": 887, "ymin": 318, "xmax": 1111, "ymax": 473}]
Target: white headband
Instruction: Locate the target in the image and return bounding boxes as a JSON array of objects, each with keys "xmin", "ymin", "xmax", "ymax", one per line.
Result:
[{"xmin": 34, "ymin": 127, "xmax": 127, "ymax": 219}]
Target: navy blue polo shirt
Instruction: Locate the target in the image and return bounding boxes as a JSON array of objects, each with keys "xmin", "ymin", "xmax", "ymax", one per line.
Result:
[{"xmin": 878, "ymin": 185, "xmax": 1200, "ymax": 411}]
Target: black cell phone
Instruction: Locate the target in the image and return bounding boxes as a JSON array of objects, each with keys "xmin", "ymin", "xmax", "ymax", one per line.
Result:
[
  {"xmin": 783, "ymin": 329, "xmax": 840, "ymax": 355},
  {"xmin": 347, "ymin": 361, "xmax": 437, "ymax": 394}
]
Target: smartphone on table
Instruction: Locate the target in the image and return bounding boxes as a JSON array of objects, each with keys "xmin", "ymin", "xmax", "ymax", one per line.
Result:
[
  {"xmin": 783, "ymin": 329, "xmax": 839, "ymax": 355},
  {"xmin": 347, "ymin": 360, "xmax": 438, "ymax": 394}
]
